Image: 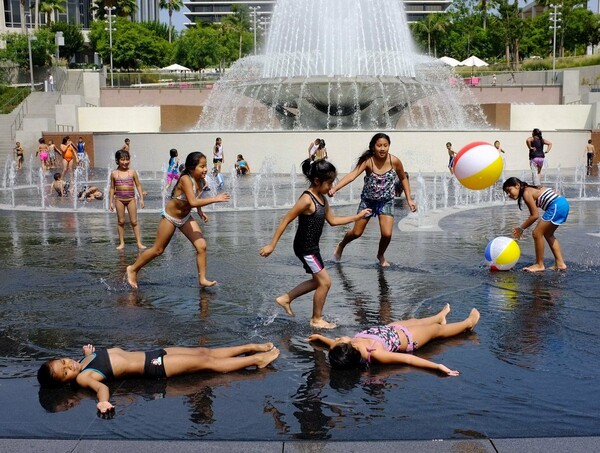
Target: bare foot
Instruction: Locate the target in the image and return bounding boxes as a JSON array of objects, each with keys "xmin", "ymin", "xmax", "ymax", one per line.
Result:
[
  {"xmin": 275, "ymin": 295, "xmax": 294, "ymax": 316},
  {"xmin": 439, "ymin": 303, "xmax": 451, "ymax": 325},
  {"xmin": 116, "ymin": 244, "xmax": 125, "ymax": 250},
  {"xmin": 137, "ymin": 243, "xmax": 147, "ymax": 250},
  {"xmin": 256, "ymin": 347, "xmax": 280, "ymax": 368},
  {"xmin": 377, "ymin": 255, "xmax": 390, "ymax": 267},
  {"xmin": 126, "ymin": 265, "xmax": 138, "ymax": 289},
  {"xmin": 254, "ymin": 343, "xmax": 274, "ymax": 352},
  {"xmin": 468, "ymin": 308, "xmax": 480, "ymax": 330},
  {"xmin": 200, "ymin": 279, "xmax": 217, "ymax": 288},
  {"xmin": 548, "ymin": 264, "xmax": 567, "ymax": 271},
  {"xmin": 310, "ymin": 318, "xmax": 337, "ymax": 329},
  {"xmin": 524, "ymin": 264, "xmax": 545, "ymax": 272},
  {"xmin": 333, "ymin": 243, "xmax": 343, "ymax": 262}
]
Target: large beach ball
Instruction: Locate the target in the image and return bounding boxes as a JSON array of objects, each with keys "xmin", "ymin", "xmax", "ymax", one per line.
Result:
[
  {"xmin": 485, "ymin": 236, "xmax": 520, "ymax": 271},
  {"xmin": 453, "ymin": 141, "xmax": 503, "ymax": 190}
]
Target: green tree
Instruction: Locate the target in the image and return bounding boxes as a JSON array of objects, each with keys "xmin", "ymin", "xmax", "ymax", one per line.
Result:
[
  {"xmin": 159, "ymin": 0, "xmax": 183, "ymax": 43},
  {"xmin": 92, "ymin": 0, "xmax": 138, "ymax": 20},
  {"xmin": 173, "ymin": 23, "xmax": 222, "ymax": 71},
  {"xmin": 411, "ymin": 13, "xmax": 448, "ymax": 57},
  {"xmin": 50, "ymin": 22, "xmax": 84, "ymax": 63},
  {"xmin": 0, "ymin": 29, "xmax": 55, "ymax": 68},
  {"xmin": 492, "ymin": 0, "xmax": 524, "ymax": 68},
  {"xmin": 562, "ymin": 7, "xmax": 600, "ymax": 55},
  {"xmin": 89, "ymin": 18, "xmax": 170, "ymax": 69},
  {"xmin": 39, "ymin": 0, "xmax": 66, "ymax": 27},
  {"xmin": 222, "ymin": 4, "xmax": 251, "ymax": 59}
]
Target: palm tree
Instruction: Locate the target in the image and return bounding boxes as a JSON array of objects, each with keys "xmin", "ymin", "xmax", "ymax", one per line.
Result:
[
  {"xmin": 92, "ymin": 0, "xmax": 138, "ymax": 20},
  {"xmin": 412, "ymin": 13, "xmax": 447, "ymax": 56},
  {"xmin": 159, "ymin": 0, "xmax": 183, "ymax": 43},
  {"xmin": 222, "ymin": 4, "xmax": 250, "ymax": 59},
  {"xmin": 39, "ymin": 0, "xmax": 66, "ymax": 27}
]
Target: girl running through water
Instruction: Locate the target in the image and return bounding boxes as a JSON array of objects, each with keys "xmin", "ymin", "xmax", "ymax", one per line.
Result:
[
  {"xmin": 260, "ymin": 159, "xmax": 371, "ymax": 329},
  {"xmin": 127, "ymin": 152, "xmax": 230, "ymax": 288}
]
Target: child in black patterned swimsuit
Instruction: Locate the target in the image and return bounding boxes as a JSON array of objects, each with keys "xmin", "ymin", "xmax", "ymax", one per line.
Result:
[
  {"xmin": 37, "ymin": 343, "xmax": 280, "ymax": 414},
  {"xmin": 260, "ymin": 159, "xmax": 371, "ymax": 329}
]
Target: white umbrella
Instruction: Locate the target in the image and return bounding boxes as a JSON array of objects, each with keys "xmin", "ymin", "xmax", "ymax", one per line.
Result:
[
  {"xmin": 459, "ymin": 55, "xmax": 489, "ymax": 67},
  {"xmin": 439, "ymin": 56, "xmax": 461, "ymax": 67},
  {"xmin": 160, "ymin": 63, "xmax": 191, "ymax": 72}
]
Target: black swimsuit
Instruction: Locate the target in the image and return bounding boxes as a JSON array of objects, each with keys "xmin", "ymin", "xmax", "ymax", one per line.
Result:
[{"xmin": 80, "ymin": 349, "xmax": 114, "ymax": 379}]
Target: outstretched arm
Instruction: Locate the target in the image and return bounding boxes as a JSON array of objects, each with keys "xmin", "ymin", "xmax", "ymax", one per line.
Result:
[
  {"xmin": 372, "ymin": 350, "xmax": 459, "ymax": 376},
  {"xmin": 329, "ymin": 161, "xmax": 368, "ymax": 196},
  {"xmin": 77, "ymin": 374, "xmax": 113, "ymax": 413},
  {"xmin": 308, "ymin": 334, "xmax": 336, "ymax": 349},
  {"xmin": 325, "ymin": 203, "xmax": 370, "ymax": 226},
  {"xmin": 260, "ymin": 195, "xmax": 310, "ymax": 256}
]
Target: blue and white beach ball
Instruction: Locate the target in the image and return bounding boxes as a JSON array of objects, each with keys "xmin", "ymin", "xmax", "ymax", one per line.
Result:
[
  {"xmin": 485, "ymin": 236, "xmax": 520, "ymax": 271},
  {"xmin": 453, "ymin": 141, "xmax": 503, "ymax": 190}
]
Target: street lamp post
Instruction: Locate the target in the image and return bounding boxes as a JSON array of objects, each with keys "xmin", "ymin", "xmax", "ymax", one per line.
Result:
[
  {"xmin": 26, "ymin": 13, "xmax": 36, "ymax": 92},
  {"xmin": 105, "ymin": 6, "xmax": 116, "ymax": 87},
  {"xmin": 249, "ymin": 6, "xmax": 260, "ymax": 55},
  {"xmin": 549, "ymin": 4, "xmax": 562, "ymax": 83}
]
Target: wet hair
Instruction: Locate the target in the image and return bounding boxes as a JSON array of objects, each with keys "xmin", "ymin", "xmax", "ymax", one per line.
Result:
[
  {"xmin": 317, "ymin": 140, "xmax": 326, "ymax": 150},
  {"xmin": 328, "ymin": 343, "xmax": 365, "ymax": 370},
  {"xmin": 37, "ymin": 360, "xmax": 63, "ymax": 389},
  {"xmin": 494, "ymin": 140, "xmax": 500, "ymax": 146},
  {"xmin": 39, "ymin": 137, "xmax": 45, "ymax": 144},
  {"xmin": 169, "ymin": 148, "xmax": 178, "ymax": 158},
  {"xmin": 300, "ymin": 158, "xmax": 337, "ymax": 184},
  {"xmin": 180, "ymin": 152, "xmax": 206, "ymax": 178},
  {"xmin": 115, "ymin": 149, "xmax": 130, "ymax": 163},
  {"xmin": 446, "ymin": 142, "xmax": 452, "ymax": 147},
  {"xmin": 357, "ymin": 133, "xmax": 391, "ymax": 165},
  {"xmin": 502, "ymin": 177, "xmax": 538, "ymax": 210},
  {"xmin": 53, "ymin": 172, "xmax": 61, "ymax": 181},
  {"xmin": 61, "ymin": 137, "xmax": 69, "ymax": 145},
  {"xmin": 532, "ymin": 128, "xmax": 542, "ymax": 138},
  {"xmin": 237, "ymin": 154, "xmax": 244, "ymax": 160},
  {"xmin": 588, "ymin": 139, "xmax": 593, "ymax": 144},
  {"xmin": 124, "ymin": 138, "xmax": 130, "ymax": 143}
]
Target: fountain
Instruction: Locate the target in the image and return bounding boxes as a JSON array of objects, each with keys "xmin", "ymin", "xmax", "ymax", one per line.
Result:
[{"xmin": 199, "ymin": 0, "xmax": 488, "ymax": 131}]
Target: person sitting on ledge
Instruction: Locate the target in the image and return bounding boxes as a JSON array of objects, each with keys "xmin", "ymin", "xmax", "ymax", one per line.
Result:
[
  {"xmin": 235, "ymin": 154, "xmax": 251, "ymax": 175},
  {"xmin": 37, "ymin": 343, "xmax": 280, "ymax": 414}
]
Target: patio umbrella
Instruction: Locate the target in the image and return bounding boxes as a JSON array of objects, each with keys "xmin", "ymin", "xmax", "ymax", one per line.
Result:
[
  {"xmin": 439, "ymin": 56, "xmax": 461, "ymax": 67},
  {"xmin": 459, "ymin": 56, "xmax": 489, "ymax": 67},
  {"xmin": 160, "ymin": 64, "xmax": 191, "ymax": 72}
]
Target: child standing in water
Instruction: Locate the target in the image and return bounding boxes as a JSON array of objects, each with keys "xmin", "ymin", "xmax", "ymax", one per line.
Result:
[
  {"xmin": 37, "ymin": 342, "xmax": 279, "ymax": 414},
  {"xmin": 127, "ymin": 152, "xmax": 230, "ymax": 289},
  {"xmin": 260, "ymin": 159, "xmax": 371, "ymax": 329},
  {"xmin": 503, "ymin": 177, "xmax": 569, "ymax": 272},
  {"xmin": 109, "ymin": 150, "xmax": 146, "ymax": 250},
  {"xmin": 309, "ymin": 304, "xmax": 479, "ymax": 374},
  {"xmin": 165, "ymin": 148, "xmax": 180, "ymax": 190},
  {"xmin": 213, "ymin": 137, "xmax": 224, "ymax": 173},
  {"xmin": 329, "ymin": 133, "xmax": 416, "ymax": 267}
]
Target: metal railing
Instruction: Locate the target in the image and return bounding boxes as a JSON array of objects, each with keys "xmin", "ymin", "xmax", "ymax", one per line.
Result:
[{"xmin": 10, "ymin": 98, "xmax": 28, "ymax": 141}]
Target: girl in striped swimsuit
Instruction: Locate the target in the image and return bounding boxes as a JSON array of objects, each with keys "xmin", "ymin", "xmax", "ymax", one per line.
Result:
[
  {"xmin": 109, "ymin": 150, "xmax": 146, "ymax": 250},
  {"xmin": 503, "ymin": 177, "xmax": 569, "ymax": 272},
  {"xmin": 309, "ymin": 304, "xmax": 480, "ymax": 375}
]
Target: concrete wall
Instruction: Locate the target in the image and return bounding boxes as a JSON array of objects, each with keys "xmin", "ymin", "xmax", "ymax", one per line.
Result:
[
  {"xmin": 468, "ymin": 86, "xmax": 561, "ymax": 105},
  {"xmin": 100, "ymin": 88, "xmax": 212, "ymax": 107},
  {"xmin": 78, "ymin": 107, "xmax": 161, "ymax": 133},
  {"xmin": 91, "ymin": 130, "xmax": 591, "ymax": 175},
  {"xmin": 510, "ymin": 104, "xmax": 593, "ymax": 130}
]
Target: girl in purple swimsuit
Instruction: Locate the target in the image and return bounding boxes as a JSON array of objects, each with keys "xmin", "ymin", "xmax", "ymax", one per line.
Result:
[
  {"xmin": 127, "ymin": 152, "xmax": 230, "ymax": 289},
  {"xmin": 309, "ymin": 304, "xmax": 480, "ymax": 376}
]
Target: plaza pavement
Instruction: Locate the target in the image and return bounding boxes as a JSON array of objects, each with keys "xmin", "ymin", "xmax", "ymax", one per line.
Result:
[{"xmin": 0, "ymin": 437, "xmax": 599, "ymax": 452}]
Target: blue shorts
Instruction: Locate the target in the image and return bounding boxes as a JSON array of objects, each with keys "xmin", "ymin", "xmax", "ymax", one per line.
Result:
[
  {"xmin": 541, "ymin": 196, "xmax": 569, "ymax": 225},
  {"xmin": 358, "ymin": 198, "xmax": 394, "ymax": 217},
  {"xmin": 296, "ymin": 251, "xmax": 325, "ymax": 274}
]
